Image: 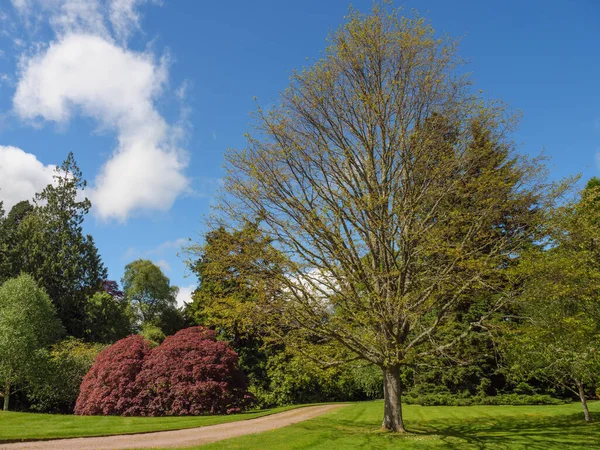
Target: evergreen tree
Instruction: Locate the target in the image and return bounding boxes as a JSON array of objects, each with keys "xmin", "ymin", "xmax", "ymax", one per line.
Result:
[{"xmin": 13, "ymin": 153, "xmax": 107, "ymax": 337}]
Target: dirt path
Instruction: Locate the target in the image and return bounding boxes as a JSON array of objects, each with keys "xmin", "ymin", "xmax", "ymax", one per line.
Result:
[{"xmin": 0, "ymin": 404, "xmax": 345, "ymax": 450}]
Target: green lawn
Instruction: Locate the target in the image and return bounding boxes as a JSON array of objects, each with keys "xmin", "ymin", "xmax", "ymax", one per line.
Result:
[
  {"xmin": 196, "ymin": 401, "xmax": 600, "ymax": 450},
  {"xmin": 2, "ymin": 401, "xmax": 598, "ymax": 448},
  {"xmin": 0, "ymin": 405, "xmax": 303, "ymax": 442}
]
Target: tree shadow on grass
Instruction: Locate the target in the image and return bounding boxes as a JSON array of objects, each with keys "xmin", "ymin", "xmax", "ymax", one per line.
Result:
[
  {"xmin": 292, "ymin": 412, "xmax": 599, "ymax": 449},
  {"xmin": 410, "ymin": 412, "xmax": 600, "ymax": 449}
]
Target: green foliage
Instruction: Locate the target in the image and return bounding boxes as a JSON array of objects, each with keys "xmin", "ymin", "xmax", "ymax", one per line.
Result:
[
  {"xmin": 122, "ymin": 259, "xmax": 184, "ymax": 335},
  {"xmin": 502, "ymin": 181, "xmax": 600, "ymax": 421},
  {"xmin": 0, "ymin": 200, "xmax": 34, "ymax": 284},
  {"xmin": 84, "ymin": 291, "xmax": 133, "ymax": 344},
  {"xmin": 27, "ymin": 338, "xmax": 104, "ymax": 413},
  {"xmin": 186, "ymin": 222, "xmax": 284, "ymax": 338},
  {"xmin": 221, "ymin": 2, "xmax": 568, "ymax": 432},
  {"xmin": 186, "ymin": 223, "xmax": 285, "ymax": 395},
  {"xmin": 140, "ymin": 323, "xmax": 166, "ymax": 345},
  {"xmin": 5, "ymin": 154, "xmax": 107, "ymax": 337},
  {"xmin": 0, "ymin": 274, "xmax": 63, "ymax": 410},
  {"xmin": 350, "ymin": 364, "xmax": 384, "ymax": 399},
  {"xmin": 249, "ymin": 352, "xmax": 381, "ymax": 408},
  {"xmin": 404, "ymin": 392, "xmax": 568, "ymax": 406}
]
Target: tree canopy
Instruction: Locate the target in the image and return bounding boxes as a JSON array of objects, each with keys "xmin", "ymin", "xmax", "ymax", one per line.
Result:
[
  {"xmin": 2, "ymin": 154, "xmax": 107, "ymax": 337},
  {"xmin": 503, "ymin": 182, "xmax": 600, "ymax": 422},
  {"xmin": 0, "ymin": 274, "xmax": 62, "ymax": 410},
  {"xmin": 221, "ymin": 4, "xmax": 564, "ymax": 431},
  {"xmin": 122, "ymin": 259, "xmax": 184, "ymax": 335}
]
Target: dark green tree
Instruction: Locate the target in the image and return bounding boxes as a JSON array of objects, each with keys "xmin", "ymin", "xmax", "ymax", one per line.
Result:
[
  {"xmin": 186, "ymin": 222, "xmax": 285, "ymax": 391},
  {"xmin": 0, "ymin": 200, "xmax": 34, "ymax": 284},
  {"xmin": 12, "ymin": 154, "xmax": 107, "ymax": 337},
  {"xmin": 0, "ymin": 201, "xmax": 7, "ymax": 282},
  {"xmin": 83, "ymin": 291, "xmax": 132, "ymax": 344}
]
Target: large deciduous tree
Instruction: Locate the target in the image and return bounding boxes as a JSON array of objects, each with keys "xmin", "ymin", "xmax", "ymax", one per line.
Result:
[
  {"xmin": 0, "ymin": 274, "xmax": 62, "ymax": 411},
  {"xmin": 221, "ymin": 5, "xmax": 561, "ymax": 431}
]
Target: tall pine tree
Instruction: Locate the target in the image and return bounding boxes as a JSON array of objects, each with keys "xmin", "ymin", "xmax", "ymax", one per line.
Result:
[{"xmin": 15, "ymin": 153, "xmax": 107, "ymax": 337}]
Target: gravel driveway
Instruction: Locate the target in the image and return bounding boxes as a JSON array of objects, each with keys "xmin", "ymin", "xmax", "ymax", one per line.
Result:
[{"xmin": 0, "ymin": 404, "xmax": 346, "ymax": 450}]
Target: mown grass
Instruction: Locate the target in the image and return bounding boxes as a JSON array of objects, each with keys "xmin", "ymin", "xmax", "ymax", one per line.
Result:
[
  {"xmin": 0, "ymin": 405, "xmax": 303, "ymax": 442},
  {"xmin": 196, "ymin": 400, "xmax": 600, "ymax": 449}
]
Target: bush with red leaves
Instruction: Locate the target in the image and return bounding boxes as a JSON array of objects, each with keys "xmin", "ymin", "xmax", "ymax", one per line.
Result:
[
  {"xmin": 74, "ymin": 335, "xmax": 152, "ymax": 415},
  {"xmin": 128, "ymin": 327, "xmax": 253, "ymax": 416},
  {"xmin": 75, "ymin": 327, "xmax": 253, "ymax": 416}
]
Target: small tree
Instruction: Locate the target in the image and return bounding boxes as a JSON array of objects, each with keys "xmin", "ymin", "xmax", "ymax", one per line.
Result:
[
  {"xmin": 74, "ymin": 335, "xmax": 152, "ymax": 415},
  {"xmin": 0, "ymin": 274, "xmax": 62, "ymax": 410},
  {"xmin": 504, "ymin": 181, "xmax": 600, "ymax": 422},
  {"xmin": 122, "ymin": 259, "xmax": 183, "ymax": 334},
  {"xmin": 131, "ymin": 327, "xmax": 252, "ymax": 416}
]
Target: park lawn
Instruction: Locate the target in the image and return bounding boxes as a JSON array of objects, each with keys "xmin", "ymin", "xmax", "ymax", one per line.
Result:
[
  {"xmin": 0, "ymin": 405, "xmax": 304, "ymax": 442},
  {"xmin": 196, "ymin": 400, "xmax": 600, "ymax": 450}
]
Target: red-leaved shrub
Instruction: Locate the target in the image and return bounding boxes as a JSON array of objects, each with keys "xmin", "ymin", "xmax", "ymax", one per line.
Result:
[
  {"xmin": 74, "ymin": 335, "xmax": 152, "ymax": 415},
  {"xmin": 127, "ymin": 327, "xmax": 253, "ymax": 416},
  {"xmin": 75, "ymin": 327, "xmax": 253, "ymax": 416}
]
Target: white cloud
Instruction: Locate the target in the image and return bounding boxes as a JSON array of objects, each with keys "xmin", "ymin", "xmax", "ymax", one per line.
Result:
[
  {"xmin": 175, "ymin": 283, "xmax": 195, "ymax": 308},
  {"xmin": 51, "ymin": 0, "xmax": 109, "ymax": 37},
  {"xmin": 153, "ymin": 237, "xmax": 188, "ymax": 254},
  {"xmin": 0, "ymin": 145, "xmax": 55, "ymax": 210},
  {"xmin": 108, "ymin": 0, "xmax": 146, "ymax": 43},
  {"xmin": 10, "ymin": 0, "xmax": 188, "ymax": 221},
  {"xmin": 10, "ymin": 0, "xmax": 33, "ymax": 15},
  {"xmin": 155, "ymin": 258, "xmax": 171, "ymax": 272},
  {"xmin": 122, "ymin": 247, "xmax": 138, "ymax": 260},
  {"xmin": 14, "ymin": 33, "xmax": 189, "ymax": 220},
  {"xmin": 11, "ymin": 0, "xmax": 145, "ymax": 41},
  {"xmin": 120, "ymin": 237, "xmax": 188, "ymax": 262},
  {"xmin": 10, "ymin": 0, "xmax": 109, "ymax": 38}
]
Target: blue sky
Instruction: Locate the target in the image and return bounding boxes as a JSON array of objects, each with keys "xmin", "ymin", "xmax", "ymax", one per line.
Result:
[{"xmin": 0, "ymin": 0, "xmax": 598, "ymax": 304}]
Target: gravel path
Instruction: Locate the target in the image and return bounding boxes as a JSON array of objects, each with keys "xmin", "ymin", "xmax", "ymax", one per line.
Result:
[{"xmin": 0, "ymin": 404, "xmax": 345, "ymax": 450}]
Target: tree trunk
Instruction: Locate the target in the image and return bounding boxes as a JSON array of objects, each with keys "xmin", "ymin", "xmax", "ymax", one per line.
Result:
[
  {"xmin": 576, "ymin": 380, "xmax": 592, "ymax": 422},
  {"xmin": 3, "ymin": 381, "xmax": 9, "ymax": 411},
  {"xmin": 381, "ymin": 365, "xmax": 407, "ymax": 432}
]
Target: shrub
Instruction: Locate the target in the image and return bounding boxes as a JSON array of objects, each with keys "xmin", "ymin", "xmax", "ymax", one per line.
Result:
[
  {"xmin": 250, "ymin": 352, "xmax": 382, "ymax": 408},
  {"xmin": 28, "ymin": 338, "xmax": 104, "ymax": 413},
  {"xmin": 404, "ymin": 392, "xmax": 569, "ymax": 406},
  {"xmin": 74, "ymin": 335, "xmax": 152, "ymax": 415},
  {"xmin": 139, "ymin": 323, "xmax": 166, "ymax": 345},
  {"xmin": 128, "ymin": 327, "xmax": 253, "ymax": 416}
]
